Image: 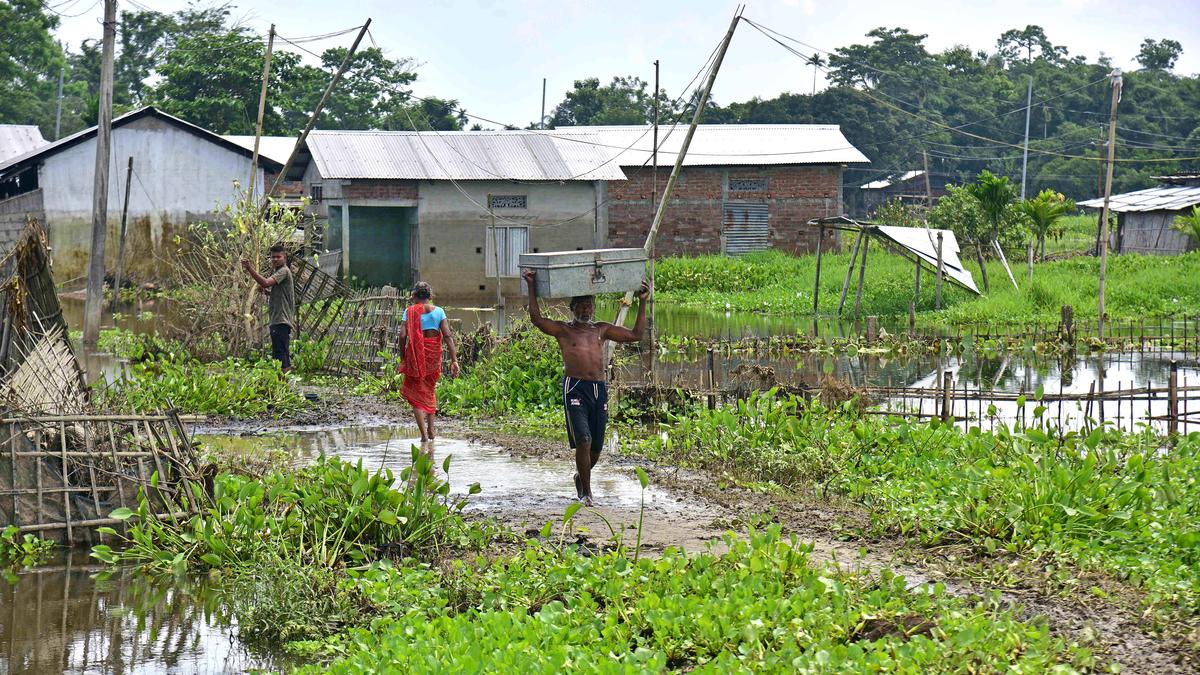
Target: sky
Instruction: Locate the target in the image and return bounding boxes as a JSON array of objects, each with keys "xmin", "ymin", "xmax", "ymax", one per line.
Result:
[{"xmin": 47, "ymin": 0, "xmax": 1200, "ymax": 128}]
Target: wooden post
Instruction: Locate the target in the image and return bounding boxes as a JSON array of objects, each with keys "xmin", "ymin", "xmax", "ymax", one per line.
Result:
[
  {"xmin": 838, "ymin": 229, "xmax": 864, "ymax": 314},
  {"xmin": 908, "ymin": 302, "xmax": 916, "ymax": 338},
  {"xmin": 250, "ymin": 24, "xmax": 276, "ymax": 196},
  {"xmin": 262, "ymin": 20, "xmax": 371, "ymax": 214},
  {"xmin": 940, "ymin": 371, "xmax": 953, "ymax": 421},
  {"xmin": 812, "ymin": 222, "xmax": 824, "ymax": 314},
  {"xmin": 706, "ymin": 347, "xmax": 716, "ymax": 410},
  {"xmin": 83, "ymin": 0, "xmax": 117, "ymax": 347},
  {"xmin": 609, "ymin": 10, "xmax": 741, "ymax": 339},
  {"xmin": 1061, "ymin": 305, "xmax": 1074, "ymax": 345},
  {"xmin": 866, "ymin": 316, "xmax": 878, "ymax": 345},
  {"xmin": 1168, "ymin": 360, "xmax": 1179, "ymax": 436},
  {"xmin": 110, "ymin": 156, "xmax": 133, "ymax": 313},
  {"xmin": 934, "ymin": 231, "xmax": 944, "ymax": 310},
  {"xmin": 852, "ymin": 235, "xmax": 870, "ymax": 318},
  {"xmin": 914, "ymin": 253, "xmax": 921, "ymax": 298},
  {"xmin": 1097, "ymin": 69, "xmax": 1122, "ymax": 337}
]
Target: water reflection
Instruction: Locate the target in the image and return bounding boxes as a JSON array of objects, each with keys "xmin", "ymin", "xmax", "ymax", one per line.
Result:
[{"xmin": 0, "ymin": 551, "xmax": 282, "ymax": 675}]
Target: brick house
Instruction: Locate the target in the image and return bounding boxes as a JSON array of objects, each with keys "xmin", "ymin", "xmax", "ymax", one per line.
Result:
[{"xmin": 554, "ymin": 125, "xmax": 869, "ymax": 256}]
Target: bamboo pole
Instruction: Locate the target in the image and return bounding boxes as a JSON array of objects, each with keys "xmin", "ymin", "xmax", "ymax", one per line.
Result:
[{"xmin": 838, "ymin": 230, "xmax": 864, "ymax": 314}]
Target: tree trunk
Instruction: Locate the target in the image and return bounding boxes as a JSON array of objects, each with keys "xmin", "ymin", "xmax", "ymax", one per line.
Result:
[
  {"xmin": 975, "ymin": 243, "xmax": 991, "ymax": 294},
  {"xmin": 1038, "ymin": 235, "xmax": 1045, "ymax": 262}
]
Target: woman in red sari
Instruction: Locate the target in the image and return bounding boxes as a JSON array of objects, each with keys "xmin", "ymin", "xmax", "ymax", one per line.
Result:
[{"xmin": 399, "ymin": 282, "xmax": 460, "ymax": 442}]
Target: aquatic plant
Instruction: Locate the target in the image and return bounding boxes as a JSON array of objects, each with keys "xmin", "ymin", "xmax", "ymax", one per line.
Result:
[
  {"xmin": 298, "ymin": 528, "xmax": 1092, "ymax": 673},
  {"xmin": 0, "ymin": 525, "xmax": 55, "ymax": 569},
  {"xmin": 636, "ymin": 393, "xmax": 1200, "ymax": 620}
]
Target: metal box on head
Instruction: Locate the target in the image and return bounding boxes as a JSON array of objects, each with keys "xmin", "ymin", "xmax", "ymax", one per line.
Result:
[{"xmin": 519, "ymin": 248, "xmax": 648, "ymax": 298}]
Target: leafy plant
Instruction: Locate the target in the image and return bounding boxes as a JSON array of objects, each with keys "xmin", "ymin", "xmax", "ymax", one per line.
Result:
[
  {"xmin": 92, "ymin": 449, "xmax": 480, "ymax": 574},
  {"xmin": 0, "ymin": 525, "xmax": 55, "ymax": 568},
  {"xmin": 1019, "ymin": 189, "xmax": 1076, "ymax": 261},
  {"xmin": 1173, "ymin": 205, "xmax": 1200, "ymax": 245}
]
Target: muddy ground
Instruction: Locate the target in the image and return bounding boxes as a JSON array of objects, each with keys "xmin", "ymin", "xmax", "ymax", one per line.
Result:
[{"xmin": 204, "ymin": 391, "xmax": 1197, "ymax": 674}]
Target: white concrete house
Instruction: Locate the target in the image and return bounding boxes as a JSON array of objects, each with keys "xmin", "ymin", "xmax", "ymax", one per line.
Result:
[{"xmin": 0, "ymin": 107, "xmax": 287, "ymax": 281}]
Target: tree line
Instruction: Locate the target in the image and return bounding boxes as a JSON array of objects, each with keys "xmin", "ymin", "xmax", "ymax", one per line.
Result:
[
  {"xmin": 3, "ymin": 3, "xmax": 1197, "ymax": 200},
  {"xmin": 1, "ymin": 0, "xmax": 464, "ymax": 142},
  {"xmin": 546, "ymin": 26, "xmax": 1198, "ymax": 200}
]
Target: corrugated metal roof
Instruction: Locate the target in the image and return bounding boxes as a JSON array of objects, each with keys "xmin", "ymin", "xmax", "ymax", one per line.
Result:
[
  {"xmin": 0, "ymin": 107, "xmax": 282, "ymax": 178},
  {"xmin": 306, "ymin": 130, "xmax": 626, "ymax": 181},
  {"xmin": 223, "ymin": 135, "xmax": 299, "ymax": 166},
  {"xmin": 1078, "ymin": 185, "xmax": 1200, "ymax": 212},
  {"xmin": 860, "ymin": 170, "xmax": 923, "ymax": 190},
  {"xmin": 547, "ymin": 124, "xmax": 870, "ymax": 167},
  {"xmin": 0, "ymin": 125, "xmax": 48, "ymax": 164}
]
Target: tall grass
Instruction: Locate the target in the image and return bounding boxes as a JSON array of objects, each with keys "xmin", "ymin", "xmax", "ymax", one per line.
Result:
[{"xmin": 654, "ymin": 248, "xmax": 1200, "ymax": 326}]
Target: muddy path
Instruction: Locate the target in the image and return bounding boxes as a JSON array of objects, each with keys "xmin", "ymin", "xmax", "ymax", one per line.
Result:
[{"xmin": 195, "ymin": 394, "xmax": 1196, "ymax": 674}]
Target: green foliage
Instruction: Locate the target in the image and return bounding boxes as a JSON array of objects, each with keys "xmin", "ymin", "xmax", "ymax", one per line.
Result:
[
  {"xmin": 653, "ymin": 249, "xmax": 1200, "ymax": 326},
  {"xmin": 1173, "ymin": 205, "xmax": 1200, "ymax": 244},
  {"xmin": 870, "ymin": 197, "xmax": 923, "ymax": 227},
  {"xmin": 548, "ymin": 76, "xmax": 677, "ymax": 127},
  {"xmin": 438, "ymin": 323, "xmax": 564, "ymax": 415},
  {"xmin": 1019, "ymin": 189, "xmax": 1076, "ymax": 260},
  {"xmin": 98, "ymin": 339, "xmax": 308, "ymax": 418},
  {"xmin": 92, "ymin": 451, "xmax": 480, "ymax": 574},
  {"xmin": 290, "ymin": 336, "xmax": 332, "ymax": 376},
  {"xmin": 300, "ymin": 528, "xmax": 1090, "ymax": 673},
  {"xmin": 0, "ymin": 525, "xmax": 55, "ymax": 568},
  {"xmin": 636, "ymin": 395, "xmax": 1200, "ymax": 619}
]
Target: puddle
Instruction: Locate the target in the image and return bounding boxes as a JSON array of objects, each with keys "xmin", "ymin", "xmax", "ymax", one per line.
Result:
[
  {"xmin": 0, "ymin": 551, "xmax": 284, "ymax": 675},
  {"xmin": 197, "ymin": 425, "xmax": 680, "ymax": 514}
]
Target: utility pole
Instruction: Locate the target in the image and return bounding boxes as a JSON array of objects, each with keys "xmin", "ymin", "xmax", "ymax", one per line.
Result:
[
  {"xmin": 609, "ymin": 8, "xmax": 742, "ymax": 339},
  {"xmin": 250, "ymin": 24, "xmax": 275, "ymax": 197},
  {"xmin": 539, "ymin": 77, "xmax": 547, "ymax": 129},
  {"xmin": 111, "ymin": 157, "xmax": 133, "ymax": 313},
  {"xmin": 1021, "ymin": 75, "xmax": 1034, "ymax": 284},
  {"xmin": 489, "ymin": 194, "xmax": 504, "ymax": 334},
  {"xmin": 1019, "ymin": 75, "xmax": 1032, "ymax": 201},
  {"xmin": 645, "ymin": 59, "xmax": 661, "ymax": 356},
  {"xmin": 1097, "ymin": 69, "xmax": 1122, "ymax": 337},
  {"xmin": 54, "ymin": 64, "xmax": 64, "ymax": 140},
  {"xmin": 263, "ymin": 20, "xmax": 371, "ymax": 213},
  {"xmin": 83, "ymin": 0, "xmax": 116, "ymax": 348}
]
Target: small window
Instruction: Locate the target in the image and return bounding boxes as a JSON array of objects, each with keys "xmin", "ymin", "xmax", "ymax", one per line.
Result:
[
  {"xmin": 479, "ymin": 285, "xmax": 486, "ymax": 291},
  {"xmin": 476, "ymin": 247, "xmax": 482, "ymax": 254},
  {"xmin": 729, "ymin": 178, "xmax": 767, "ymax": 192},
  {"xmin": 310, "ymin": 184, "xmax": 323, "ymax": 202},
  {"xmin": 430, "ymin": 246, "xmax": 436, "ymax": 254},
  {"xmin": 489, "ymin": 195, "xmax": 527, "ymax": 209},
  {"xmin": 485, "ymin": 226, "xmax": 529, "ymax": 277}
]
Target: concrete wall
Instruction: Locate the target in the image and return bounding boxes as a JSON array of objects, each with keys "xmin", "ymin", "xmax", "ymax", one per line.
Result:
[
  {"xmin": 607, "ymin": 165, "xmax": 842, "ymax": 256},
  {"xmin": 417, "ymin": 180, "xmax": 601, "ymax": 300},
  {"xmin": 0, "ymin": 189, "xmax": 44, "ymax": 255},
  {"xmin": 39, "ymin": 115, "xmax": 265, "ymax": 281}
]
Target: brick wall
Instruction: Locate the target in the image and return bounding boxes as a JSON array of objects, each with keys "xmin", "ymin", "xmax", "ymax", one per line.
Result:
[
  {"xmin": 343, "ymin": 179, "xmax": 419, "ymax": 200},
  {"xmin": 608, "ymin": 165, "xmax": 841, "ymax": 255}
]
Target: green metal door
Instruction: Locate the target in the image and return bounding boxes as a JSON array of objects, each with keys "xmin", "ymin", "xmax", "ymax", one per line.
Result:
[{"xmin": 348, "ymin": 206, "xmax": 414, "ymax": 288}]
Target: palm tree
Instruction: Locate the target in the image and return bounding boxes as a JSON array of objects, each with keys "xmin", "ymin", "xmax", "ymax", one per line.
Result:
[
  {"xmin": 965, "ymin": 170, "xmax": 1017, "ymax": 293},
  {"xmin": 807, "ymin": 53, "xmax": 825, "ymax": 96},
  {"xmin": 1173, "ymin": 205, "xmax": 1200, "ymax": 248},
  {"xmin": 1019, "ymin": 189, "xmax": 1073, "ymax": 262}
]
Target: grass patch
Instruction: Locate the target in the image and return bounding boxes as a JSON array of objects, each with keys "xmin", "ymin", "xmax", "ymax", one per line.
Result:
[
  {"xmin": 634, "ymin": 391, "xmax": 1200, "ymax": 624},
  {"xmin": 654, "ymin": 249, "xmax": 1200, "ymax": 327}
]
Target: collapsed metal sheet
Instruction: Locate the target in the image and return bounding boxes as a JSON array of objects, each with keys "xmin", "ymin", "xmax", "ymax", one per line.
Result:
[{"xmin": 874, "ymin": 225, "xmax": 981, "ymax": 295}]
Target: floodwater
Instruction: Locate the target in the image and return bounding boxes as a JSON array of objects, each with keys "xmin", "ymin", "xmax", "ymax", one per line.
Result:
[
  {"xmin": 197, "ymin": 425, "xmax": 678, "ymax": 514},
  {"xmin": 3, "ymin": 427, "xmax": 664, "ymax": 675},
  {"xmin": 0, "ymin": 551, "xmax": 285, "ymax": 675}
]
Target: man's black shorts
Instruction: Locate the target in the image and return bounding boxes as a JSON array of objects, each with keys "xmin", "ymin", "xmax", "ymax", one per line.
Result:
[
  {"xmin": 270, "ymin": 323, "xmax": 292, "ymax": 370},
  {"xmin": 563, "ymin": 377, "xmax": 608, "ymax": 451}
]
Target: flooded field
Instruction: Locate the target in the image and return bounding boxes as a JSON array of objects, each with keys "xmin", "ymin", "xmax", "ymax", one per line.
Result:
[{"xmin": 0, "ymin": 551, "xmax": 284, "ymax": 675}]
